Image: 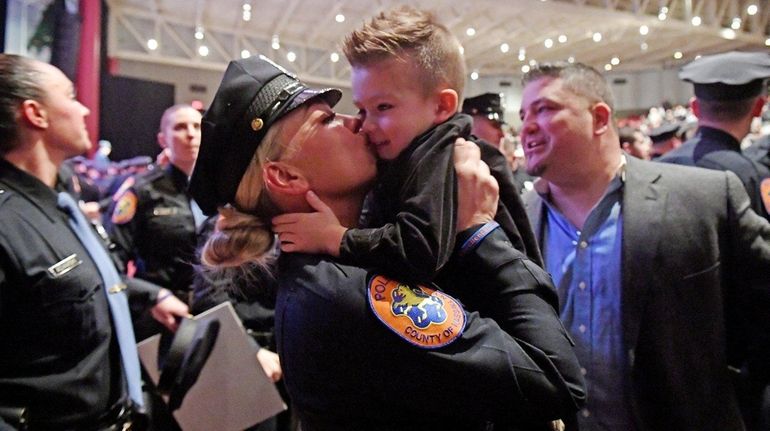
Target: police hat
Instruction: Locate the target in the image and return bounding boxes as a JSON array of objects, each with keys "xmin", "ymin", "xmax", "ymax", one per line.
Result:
[
  {"xmin": 462, "ymin": 92, "xmax": 506, "ymax": 124},
  {"xmin": 679, "ymin": 51, "xmax": 770, "ymax": 101},
  {"xmin": 157, "ymin": 317, "xmax": 221, "ymax": 411},
  {"xmin": 648, "ymin": 122, "xmax": 680, "ymax": 144},
  {"xmin": 189, "ymin": 55, "xmax": 342, "ymax": 215}
]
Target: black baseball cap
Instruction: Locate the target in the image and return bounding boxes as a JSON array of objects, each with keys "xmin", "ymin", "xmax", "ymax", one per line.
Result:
[{"xmin": 189, "ymin": 54, "xmax": 342, "ymax": 215}]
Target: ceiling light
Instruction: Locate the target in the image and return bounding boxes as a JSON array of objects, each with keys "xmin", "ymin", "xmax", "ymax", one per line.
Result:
[
  {"xmin": 470, "ymin": 71, "xmax": 479, "ymax": 80},
  {"xmin": 558, "ymin": 34, "xmax": 567, "ymax": 43},
  {"xmin": 147, "ymin": 38, "xmax": 158, "ymax": 50},
  {"xmin": 198, "ymin": 45, "xmax": 209, "ymax": 56},
  {"xmin": 521, "ymin": 65, "xmax": 530, "ymax": 73},
  {"xmin": 604, "ymin": 64, "xmax": 612, "ymax": 71},
  {"xmin": 242, "ymin": 2, "xmax": 251, "ymax": 21},
  {"xmin": 673, "ymin": 51, "xmax": 683, "ymax": 59},
  {"xmin": 544, "ymin": 38, "xmax": 553, "ymax": 48},
  {"xmin": 691, "ymin": 16, "xmax": 701, "ymax": 26},
  {"xmin": 287, "ymin": 51, "xmax": 296, "ymax": 62},
  {"xmin": 639, "ymin": 25, "xmax": 649, "ymax": 35},
  {"xmin": 640, "ymin": 42, "xmax": 648, "ymax": 51},
  {"xmin": 660, "ymin": 6, "xmax": 668, "ymax": 13},
  {"xmin": 271, "ymin": 35, "xmax": 280, "ymax": 50},
  {"xmin": 459, "ymin": 45, "xmax": 464, "ymax": 55},
  {"xmin": 567, "ymin": 56, "xmax": 575, "ymax": 63},
  {"xmin": 500, "ymin": 43, "xmax": 509, "ymax": 53},
  {"xmin": 529, "ymin": 59, "xmax": 537, "ymax": 66},
  {"xmin": 611, "ymin": 56, "xmax": 620, "ymax": 65},
  {"xmin": 731, "ymin": 17, "xmax": 741, "ymax": 30},
  {"xmin": 658, "ymin": 12, "xmax": 667, "ymax": 21},
  {"xmin": 466, "ymin": 27, "xmax": 476, "ymax": 37},
  {"xmin": 241, "ymin": 49, "xmax": 250, "ymax": 58},
  {"xmin": 335, "ymin": 14, "xmax": 345, "ymax": 23},
  {"xmin": 518, "ymin": 48, "xmax": 526, "ymax": 61},
  {"xmin": 194, "ymin": 27, "xmax": 204, "ymax": 40},
  {"xmin": 747, "ymin": 4, "xmax": 758, "ymax": 16},
  {"xmin": 592, "ymin": 32, "xmax": 602, "ymax": 42},
  {"xmin": 765, "ymin": 38, "xmax": 770, "ymax": 46},
  {"xmin": 330, "ymin": 52, "xmax": 339, "ymax": 62},
  {"xmin": 720, "ymin": 28, "xmax": 736, "ymax": 39},
  {"xmin": 242, "ymin": 3, "xmax": 251, "ymax": 11}
]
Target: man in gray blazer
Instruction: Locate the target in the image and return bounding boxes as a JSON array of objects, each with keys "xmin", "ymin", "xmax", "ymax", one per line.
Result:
[{"xmin": 519, "ymin": 61, "xmax": 770, "ymax": 431}]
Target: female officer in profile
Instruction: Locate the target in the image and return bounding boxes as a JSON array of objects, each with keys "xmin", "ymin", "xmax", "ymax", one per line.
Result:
[{"xmin": 188, "ymin": 55, "xmax": 585, "ymax": 431}]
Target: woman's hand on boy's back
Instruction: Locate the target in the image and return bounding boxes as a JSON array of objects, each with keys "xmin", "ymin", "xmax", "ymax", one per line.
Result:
[{"xmin": 272, "ymin": 190, "xmax": 347, "ymax": 256}]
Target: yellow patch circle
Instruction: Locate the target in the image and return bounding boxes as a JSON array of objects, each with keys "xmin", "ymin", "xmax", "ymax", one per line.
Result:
[{"xmin": 367, "ymin": 274, "xmax": 466, "ymax": 349}]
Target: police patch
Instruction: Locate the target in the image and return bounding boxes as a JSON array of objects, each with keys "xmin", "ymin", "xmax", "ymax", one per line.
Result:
[
  {"xmin": 761, "ymin": 178, "xmax": 770, "ymax": 215},
  {"xmin": 112, "ymin": 177, "xmax": 135, "ymax": 202},
  {"xmin": 111, "ymin": 190, "xmax": 138, "ymax": 225},
  {"xmin": 367, "ymin": 275, "xmax": 466, "ymax": 349}
]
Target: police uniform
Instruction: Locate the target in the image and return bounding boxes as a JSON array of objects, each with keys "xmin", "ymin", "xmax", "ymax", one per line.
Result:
[
  {"xmin": 647, "ymin": 122, "xmax": 680, "ymax": 159},
  {"xmin": 462, "ymin": 92, "xmax": 506, "ymax": 125},
  {"xmin": 0, "ymin": 158, "xmax": 159, "ymax": 429},
  {"xmin": 278, "ymin": 226, "xmax": 584, "ymax": 431},
  {"xmin": 188, "ymin": 55, "xmax": 584, "ymax": 431},
  {"xmin": 673, "ymin": 51, "xmax": 770, "ymax": 220},
  {"xmin": 106, "ymin": 164, "xmax": 200, "ymax": 304}
]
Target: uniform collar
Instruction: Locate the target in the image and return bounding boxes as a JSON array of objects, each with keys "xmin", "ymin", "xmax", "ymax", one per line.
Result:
[
  {"xmin": 0, "ymin": 157, "xmax": 67, "ymax": 222},
  {"xmin": 167, "ymin": 163, "xmax": 191, "ymax": 191}
]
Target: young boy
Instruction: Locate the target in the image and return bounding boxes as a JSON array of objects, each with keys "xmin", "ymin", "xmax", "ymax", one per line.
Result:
[
  {"xmin": 274, "ymin": 6, "xmax": 542, "ymax": 281},
  {"xmin": 273, "ymin": 11, "xmax": 578, "ymax": 425}
]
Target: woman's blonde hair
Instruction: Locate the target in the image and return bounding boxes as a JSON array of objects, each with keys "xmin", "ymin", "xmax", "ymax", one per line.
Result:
[{"xmin": 199, "ymin": 111, "xmax": 295, "ymax": 276}]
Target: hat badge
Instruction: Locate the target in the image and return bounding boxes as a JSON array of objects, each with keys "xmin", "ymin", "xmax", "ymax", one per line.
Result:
[{"xmin": 251, "ymin": 118, "xmax": 264, "ymax": 131}]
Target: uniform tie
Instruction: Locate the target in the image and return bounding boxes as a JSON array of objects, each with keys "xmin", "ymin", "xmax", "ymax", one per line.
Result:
[
  {"xmin": 189, "ymin": 197, "xmax": 207, "ymax": 232},
  {"xmin": 57, "ymin": 191, "xmax": 144, "ymax": 408}
]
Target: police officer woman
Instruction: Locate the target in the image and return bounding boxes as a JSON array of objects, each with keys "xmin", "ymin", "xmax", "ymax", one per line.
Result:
[{"xmin": 189, "ymin": 55, "xmax": 585, "ymax": 431}]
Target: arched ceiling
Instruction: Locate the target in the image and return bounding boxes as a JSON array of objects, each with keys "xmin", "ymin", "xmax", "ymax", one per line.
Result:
[{"xmin": 108, "ymin": 0, "xmax": 770, "ymax": 86}]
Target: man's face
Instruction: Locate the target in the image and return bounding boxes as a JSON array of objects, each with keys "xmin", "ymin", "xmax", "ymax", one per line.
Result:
[
  {"xmin": 281, "ymin": 101, "xmax": 377, "ymax": 198},
  {"xmin": 626, "ymin": 131, "xmax": 651, "ymax": 160},
  {"xmin": 471, "ymin": 116, "xmax": 505, "ymax": 147},
  {"xmin": 351, "ymin": 58, "xmax": 442, "ymax": 160},
  {"xmin": 159, "ymin": 107, "xmax": 202, "ymax": 169},
  {"xmin": 37, "ymin": 63, "xmax": 92, "ymax": 159},
  {"xmin": 519, "ymin": 77, "xmax": 596, "ymax": 180}
]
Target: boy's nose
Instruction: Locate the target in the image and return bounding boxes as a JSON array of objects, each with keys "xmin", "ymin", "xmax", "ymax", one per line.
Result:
[{"xmin": 339, "ymin": 114, "xmax": 362, "ymax": 133}]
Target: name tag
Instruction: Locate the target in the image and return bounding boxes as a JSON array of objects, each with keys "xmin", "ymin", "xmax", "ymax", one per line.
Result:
[
  {"xmin": 153, "ymin": 207, "xmax": 179, "ymax": 216},
  {"xmin": 47, "ymin": 254, "xmax": 82, "ymax": 278}
]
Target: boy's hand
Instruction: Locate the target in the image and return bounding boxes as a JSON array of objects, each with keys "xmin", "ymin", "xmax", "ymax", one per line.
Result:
[
  {"xmin": 454, "ymin": 138, "xmax": 499, "ymax": 231},
  {"xmin": 272, "ymin": 191, "xmax": 346, "ymax": 256}
]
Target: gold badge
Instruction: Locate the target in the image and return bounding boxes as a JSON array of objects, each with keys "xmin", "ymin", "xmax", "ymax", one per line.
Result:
[{"xmin": 251, "ymin": 118, "xmax": 264, "ymax": 131}]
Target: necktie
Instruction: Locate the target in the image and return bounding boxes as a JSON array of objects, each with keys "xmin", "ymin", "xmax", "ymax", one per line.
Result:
[
  {"xmin": 57, "ymin": 192, "xmax": 144, "ymax": 408},
  {"xmin": 189, "ymin": 197, "xmax": 207, "ymax": 233}
]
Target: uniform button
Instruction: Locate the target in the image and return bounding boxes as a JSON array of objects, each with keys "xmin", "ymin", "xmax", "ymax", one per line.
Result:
[
  {"xmin": 579, "ymin": 241, "xmax": 589, "ymax": 249},
  {"xmin": 579, "ymin": 324, "xmax": 587, "ymax": 333},
  {"xmin": 578, "ymin": 281, "xmax": 586, "ymax": 290},
  {"xmin": 582, "ymin": 409, "xmax": 591, "ymax": 418},
  {"xmin": 580, "ymin": 367, "xmax": 587, "ymax": 376}
]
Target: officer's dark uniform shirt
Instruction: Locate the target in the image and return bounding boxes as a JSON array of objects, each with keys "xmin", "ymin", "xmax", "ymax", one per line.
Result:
[
  {"xmin": 0, "ymin": 158, "xmax": 125, "ymax": 429},
  {"xmin": 106, "ymin": 164, "xmax": 199, "ymax": 301},
  {"xmin": 657, "ymin": 140, "xmax": 696, "ymax": 165},
  {"xmin": 340, "ymin": 113, "xmax": 543, "ymax": 284},
  {"xmin": 278, "ymin": 226, "xmax": 585, "ymax": 431},
  {"xmin": 684, "ymin": 126, "xmax": 770, "ymax": 220}
]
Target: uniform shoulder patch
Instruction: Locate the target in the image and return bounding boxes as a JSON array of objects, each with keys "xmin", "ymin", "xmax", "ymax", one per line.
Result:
[
  {"xmin": 367, "ymin": 274, "xmax": 466, "ymax": 349},
  {"xmin": 112, "ymin": 176, "xmax": 135, "ymax": 202},
  {"xmin": 761, "ymin": 177, "xmax": 770, "ymax": 215},
  {"xmin": 111, "ymin": 190, "xmax": 138, "ymax": 225}
]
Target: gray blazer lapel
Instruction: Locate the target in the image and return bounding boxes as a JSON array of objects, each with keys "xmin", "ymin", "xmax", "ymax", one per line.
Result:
[
  {"xmin": 523, "ymin": 189, "xmax": 546, "ymax": 247},
  {"xmin": 622, "ymin": 157, "xmax": 666, "ymax": 354}
]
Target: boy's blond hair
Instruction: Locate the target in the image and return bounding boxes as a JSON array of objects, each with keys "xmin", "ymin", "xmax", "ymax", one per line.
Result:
[{"xmin": 343, "ymin": 5, "xmax": 466, "ymax": 99}]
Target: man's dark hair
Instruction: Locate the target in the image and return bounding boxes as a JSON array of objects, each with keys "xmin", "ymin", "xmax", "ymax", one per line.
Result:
[
  {"xmin": 0, "ymin": 54, "xmax": 44, "ymax": 154},
  {"xmin": 698, "ymin": 97, "xmax": 758, "ymax": 122},
  {"xmin": 521, "ymin": 61, "xmax": 615, "ymax": 112}
]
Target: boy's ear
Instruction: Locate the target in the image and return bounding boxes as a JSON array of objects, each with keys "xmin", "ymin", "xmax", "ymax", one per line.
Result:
[
  {"xmin": 20, "ymin": 99, "xmax": 48, "ymax": 129},
  {"xmin": 434, "ymin": 88, "xmax": 459, "ymax": 124},
  {"xmin": 263, "ymin": 161, "xmax": 309, "ymax": 196}
]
